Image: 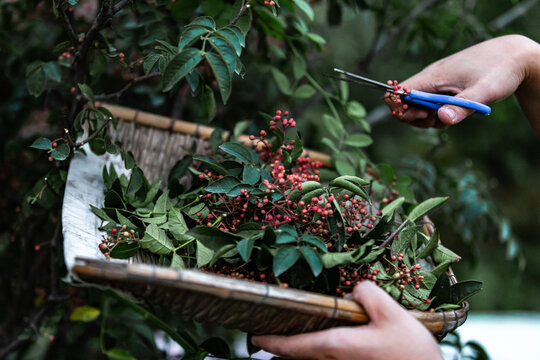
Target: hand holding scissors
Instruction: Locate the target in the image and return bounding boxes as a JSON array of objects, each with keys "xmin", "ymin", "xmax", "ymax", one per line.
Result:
[{"xmin": 332, "ymin": 68, "xmax": 492, "ymax": 129}]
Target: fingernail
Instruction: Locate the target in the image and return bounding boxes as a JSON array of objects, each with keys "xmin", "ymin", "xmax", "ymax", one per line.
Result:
[{"xmin": 440, "ymin": 107, "xmax": 457, "ymax": 123}]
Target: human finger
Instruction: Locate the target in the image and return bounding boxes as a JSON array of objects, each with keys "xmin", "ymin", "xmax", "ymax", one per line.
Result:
[
  {"xmin": 436, "ymin": 83, "xmax": 489, "ymax": 125},
  {"xmin": 251, "ymin": 330, "xmax": 338, "ymax": 360},
  {"xmin": 352, "ymin": 281, "xmax": 407, "ymax": 324}
]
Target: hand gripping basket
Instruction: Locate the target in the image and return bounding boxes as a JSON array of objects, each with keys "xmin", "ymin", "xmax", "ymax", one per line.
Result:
[{"xmin": 63, "ymin": 104, "xmax": 468, "ymax": 341}]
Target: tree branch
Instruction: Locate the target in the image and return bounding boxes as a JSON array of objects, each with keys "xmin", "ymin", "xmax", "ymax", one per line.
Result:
[
  {"xmin": 93, "ymin": 72, "xmax": 161, "ymax": 101},
  {"xmin": 113, "ymin": 0, "xmax": 132, "ymax": 15},
  {"xmin": 231, "ymin": 0, "xmax": 250, "ymax": 26}
]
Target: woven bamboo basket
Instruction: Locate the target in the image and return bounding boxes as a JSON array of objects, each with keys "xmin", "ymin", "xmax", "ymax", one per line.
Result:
[{"xmin": 63, "ymin": 103, "xmax": 468, "ymax": 341}]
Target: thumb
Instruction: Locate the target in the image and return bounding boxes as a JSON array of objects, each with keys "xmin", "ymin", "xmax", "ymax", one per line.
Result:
[{"xmin": 437, "ymin": 85, "xmax": 487, "ymax": 125}]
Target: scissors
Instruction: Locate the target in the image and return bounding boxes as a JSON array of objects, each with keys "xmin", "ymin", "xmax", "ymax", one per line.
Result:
[{"xmin": 333, "ymin": 68, "xmax": 491, "ymax": 116}]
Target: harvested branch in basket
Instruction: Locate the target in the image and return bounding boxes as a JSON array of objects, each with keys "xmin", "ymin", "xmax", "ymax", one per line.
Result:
[{"xmin": 91, "ymin": 110, "xmax": 481, "ymax": 311}]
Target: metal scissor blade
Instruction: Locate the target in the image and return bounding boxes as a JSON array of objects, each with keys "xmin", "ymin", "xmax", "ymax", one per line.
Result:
[{"xmin": 333, "ymin": 68, "xmax": 394, "ymax": 92}]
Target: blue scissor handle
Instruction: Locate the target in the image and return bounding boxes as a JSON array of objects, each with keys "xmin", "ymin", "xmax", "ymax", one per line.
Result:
[{"xmin": 402, "ymin": 89, "xmax": 491, "ymax": 116}]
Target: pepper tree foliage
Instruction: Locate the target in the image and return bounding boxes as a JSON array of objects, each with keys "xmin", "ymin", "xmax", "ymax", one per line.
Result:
[{"xmin": 3, "ymin": 0, "xmax": 525, "ymax": 358}]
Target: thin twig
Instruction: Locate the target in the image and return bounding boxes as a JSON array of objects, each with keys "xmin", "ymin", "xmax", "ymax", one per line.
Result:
[
  {"xmin": 231, "ymin": 0, "xmax": 249, "ymax": 26},
  {"xmin": 56, "ymin": 2, "xmax": 78, "ymax": 45},
  {"xmin": 93, "ymin": 72, "xmax": 161, "ymax": 101},
  {"xmin": 379, "ymin": 218, "xmax": 410, "ymax": 250},
  {"xmin": 73, "ymin": 117, "xmax": 112, "ymax": 147}
]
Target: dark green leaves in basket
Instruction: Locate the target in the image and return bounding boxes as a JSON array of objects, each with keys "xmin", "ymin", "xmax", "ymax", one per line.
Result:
[{"xmin": 429, "ymin": 273, "xmax": 483, "ymax": 309}]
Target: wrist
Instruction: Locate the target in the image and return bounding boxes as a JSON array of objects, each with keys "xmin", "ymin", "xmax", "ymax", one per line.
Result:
[{"xmin": 512, "ymin": 35, "xmax": 540, "ymax": 135}]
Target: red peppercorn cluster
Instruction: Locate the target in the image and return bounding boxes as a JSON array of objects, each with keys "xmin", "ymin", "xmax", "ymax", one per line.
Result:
[
  {"xmin": 264, "ymin": 0, "xmax": 276, "ymax": 6},
  {"xmin": 58, "ymin": 46, "xmax": 75, "ymax": 61},
  {"xmin": 387, "ymin": 80, "xmax": 411, "ymax": 118},
  {"xmin": 100, "ymin": 224, "xmax": 138, "ymax": 258}
]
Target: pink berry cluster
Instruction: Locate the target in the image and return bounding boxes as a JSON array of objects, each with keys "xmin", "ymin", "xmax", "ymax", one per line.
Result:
[
  {"xmin": 263, "ymin": 0, "xmax": 276, "ymax": 6},
  {"xmin": 387, "ymin": 80, "xmax": 411, "ymax": 118},
  {"xmin": 269, "ymin": 109, "xmax": 296, "ymax": 130},
  {"xmin": 58, "ymin": 46, "xmax": 75, "ymax": 61}
]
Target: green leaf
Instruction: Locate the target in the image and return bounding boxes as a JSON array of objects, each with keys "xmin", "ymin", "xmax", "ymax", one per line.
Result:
[
  {"xmin": 299, "ymin": 188, "xmax": 326, "ymax": 207},
  {"xmin": 408, "ymin": 196, "xmax": 449, "ymax": 222},
  {"xmin": 300, "ymin": 246, "xmax": 322, "ymax": 276},
  {"xmin": 215, "ymin": 28, "xmax": 242, "ymax": 56},
  {"xmin": 276, "ymin": 231, "xmax": 297, "ymax": 244},
  {"xmin": 171, "ymin": 252, "xmax": 185, "ymax": 269},
  {"xmin": 109, "ymin": 242, "xmax": 139, "ymax": 259},
  {"xmin": 200, "ymin": 85, "xmax": 216, "ymax": 121},
  {"xmin": 193, "ymin": 156, "xmax": 228, "ymax": 175},
  {"xmin": 292, "ymin": 55, "xmax": 306, "ymax": 80},
  {"xmin": 293, "ymin": 84, "xmax": 316, "ymax": 99},
  {"xmin": 30, "ymin": 137, "xmax": 52, "ymax": 150},
  {"xmin": 143, "ymin": 53, "xmax": 161, "ymax": 74},
  {"xmin": 43, "ymin": 62, "xmax": 61, "ymax": 82},
  {"xmin": 344, "ymin": 133, "xmax": 372, "ymax": 147},
  {"xmin": 188, "ymin": 16, "xmax": 216, "ymax": 30},
  {"xmin": 70, "ymin": 306, "xmax": 101, "ymax": 322},
  {"xmin": 378, "ymin": 163, "xmax": 394, "ymax": 186},
  {"xmin": 271, "ymin": 68, "xmax": 292, "ymax": 95},
  {"xmin": 330, "ymin": 177, "xmax": 369, "ymax": 201},
  {"xmin": 334, "ymin": 157, "xmax": 355, "ymax": 176},
  {"xmin": 306, "ymin": 33, "xmax": 326, "ymax": 49},
  {"xmin": 25, "ymin": 62, "xmax": 46, "ymax": 97},
  {"xmin": 322, "ymin": 114, "xmax": 344, "ymax": 139},
  {"xmin": 451, "ymin": 281, "xmax": 483, "ymax": 304},
  {"xmin": 219, "ymin": 142, "xmax": 258, "ymax": 164},
  {"xmin": 196, "ymin": 240, "xmax": 214, "ymax": 267},
  {"xmin": 273, "ymin": 246, "xmax": 300, "ymax": 277},
  {"xmin": 242, "ymin": 166, "xmax": 260, "ymax": 185},
  {"xmin": 153, "ymin": 191, "xmax": 169, "ymax": 214},
  {"xmin": 237, "ymin": 238, "xmax": 255, "ymax": 262},
  {"xmin": 293, "ymin": 0, "xmax": 314, "ymax": 21},
  {"xmin": 206, "ymin": 51, "xmax": 232, "ymax": 103},
  {"xmin": 126, "ymin": 168, "xmax": 144, "ymax": 199},
  {"xmin": 169, "ymin": 208, "xmax": 189, "ymax": 236},
  {"xmin": 51, "ymin": 143, "xmax": 70, "ymax": 160},
  {"xmin": 381, "ymin": 197, "xmax": 405, "ymax": 219},
  {"xmin": 227, "ymin": 25, "xmax": 246, "ymax": 47},
  {"xmin": 139, "ymin": 224, "xmax": 174, "ymax": 255},
  {"xmin": 301, "ymin": 234, "xmax": 328, "ymax": 253},
  {"xmin": 346, "ymin": 101, "xmax": 366, "ymax": 120},
  {"xmin": 205, "ymin": 176, "xmax": 241, "ymax": 193},
  {"xmin": 418, "ymin": 229, "xmax": 439, "ymax": 259},
  {"xmin": 178, "ymin": 26, "xmax": 208, "ymax": 50},
  {"xmin": 208, "ymin": 36, "xmax": 237, "ymax": 75},
  {"xmin": 188, "ymin": 226, "xmax": 240, "ymax": 250},
  {"xmin": 432, "ymin": 243, "xmax": 461, "ymax": 263},
  {"xmin": 162, "ymin": 48, "xmax": 204, "ymax": 92},
  {"xmin": 105, "ymin": 348, "xmax": 136, "ymax": 360},
  {"xmin": 290, "ymin": 133, "xmax": 303, "ymax": 162},
  {"xmin": 78, "ymin": 83, "xmax": 94, "ymax": 102},
  {"xmin": 321, "ymin": 247, "xmax": 366, "ymax": 268}
]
